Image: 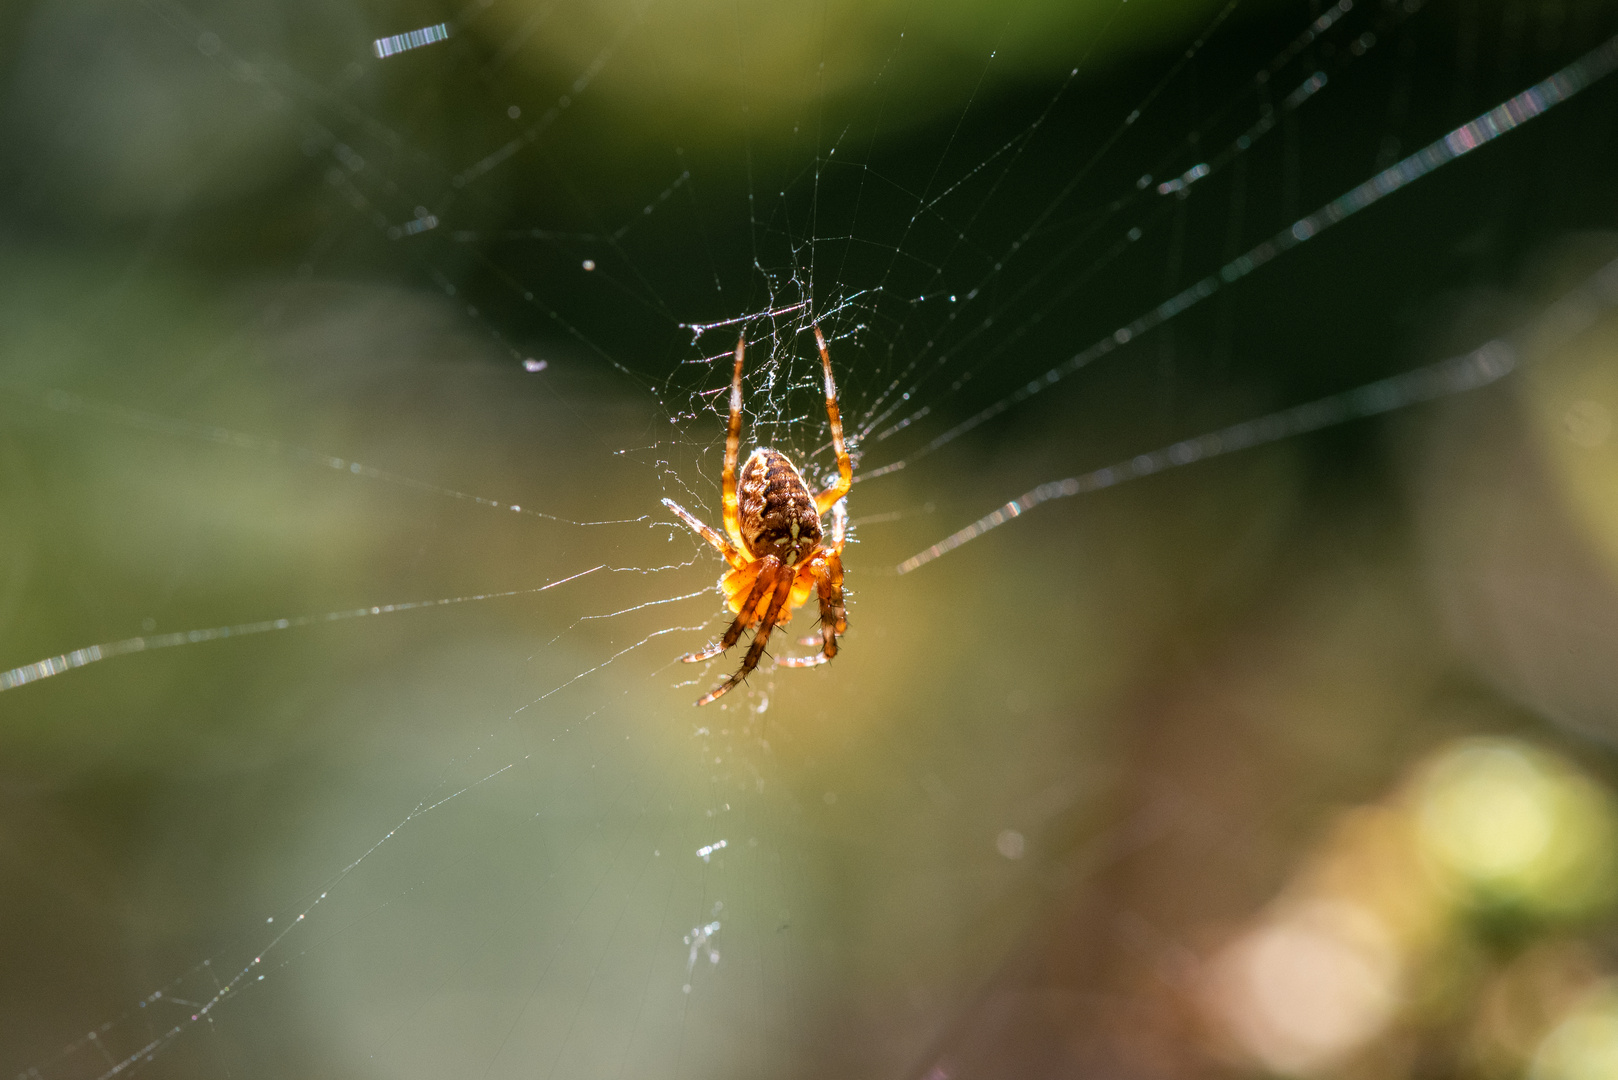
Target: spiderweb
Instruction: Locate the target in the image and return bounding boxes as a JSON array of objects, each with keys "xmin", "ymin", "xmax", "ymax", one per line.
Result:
[{"xmin": 4, "ymin": 0, "xmax": 1618, "ymax": 1076}]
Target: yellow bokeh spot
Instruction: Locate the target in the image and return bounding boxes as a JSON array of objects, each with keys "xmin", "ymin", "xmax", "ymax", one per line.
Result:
[
  {"xmin": 1415, "ymin": 739, "xmax": 1618, "ymax": 918},
  {"xmin": 1533, "ymin": 985, "xmax": 1618, "ymax": 1080}
]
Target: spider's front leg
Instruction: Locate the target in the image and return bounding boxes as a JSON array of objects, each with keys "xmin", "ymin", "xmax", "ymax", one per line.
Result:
[
  {"xmin": 811, "ymin": 324, "xmax": 853, "ymax": 515},
  {"xmin": 663, "ymin": 498, "xmax": 748, "ymax": 571}
]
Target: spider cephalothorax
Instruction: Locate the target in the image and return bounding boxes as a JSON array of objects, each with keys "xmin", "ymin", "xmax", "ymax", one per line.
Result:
[{"xmin": 662, "ymin": 324, "xmax": 851, "ymax": 706}]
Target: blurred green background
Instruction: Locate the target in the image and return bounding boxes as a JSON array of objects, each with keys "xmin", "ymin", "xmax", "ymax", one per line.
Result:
[{"xmin": 5, "ymin": 0, "xmax": 1618, "ymax": 1078}]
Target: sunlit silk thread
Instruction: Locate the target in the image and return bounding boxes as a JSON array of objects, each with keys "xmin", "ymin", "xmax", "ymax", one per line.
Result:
[
  {"xmin": 895, "ymin": 341, "xmax": 1519, "ymax": 573},
  {"xmin": 372, "ymin": 23, "xmax": 449, "ymax": 59},
  {"xmin": 898, "ymin": 251, "xmax": 1618, "ymax": 573},
  {"xmin": 866, "ymin": 32, "xmax": 1618, "ymax": 481},
  {"xmin": 861, "ymin": 0, "xmax": 1362, "ymax": 446},
  {"xmin": 0, "ymin": 566, "xmax": 601, "ymax": 692}
]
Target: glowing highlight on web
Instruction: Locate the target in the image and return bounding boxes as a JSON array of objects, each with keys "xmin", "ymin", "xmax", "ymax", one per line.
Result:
[{"xmin": 373, "ymin": 23, "xmax": 449, "ymax": 59}]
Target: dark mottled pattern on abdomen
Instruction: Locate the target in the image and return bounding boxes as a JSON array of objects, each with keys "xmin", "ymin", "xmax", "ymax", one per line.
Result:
[{"xmin": 739, "ymin": 449, "xmax": 821, "ymax": 562}]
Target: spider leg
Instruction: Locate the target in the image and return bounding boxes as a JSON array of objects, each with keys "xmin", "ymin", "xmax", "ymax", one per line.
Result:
[
  {"xmin": 720, "ymin": 334, "xmax": 747, "ymax": 550},
  {"xmin": 812, "ymin": 323, "xmax": 853, "ymax": 515},
  {"xmin": 682, "ymin": 555, "xmax": 780, "ymax": 664},
  {"xmin": 696, "ymin": 563, "xmax": 794, "ymax": 706},
  {"xmin": 783, "ymin": 495, "xmax": 849, "ymax": 662},
  {"xmin": 824, "ymin": 548, "xmax": 847, "ymax": 635},
  {"xmin": 779, "ymin": 562, "xmax": 841, "ymax": 668},
  {"xmin": 662, "ymin": 498, "xmax": 748, "ymax": 572}
]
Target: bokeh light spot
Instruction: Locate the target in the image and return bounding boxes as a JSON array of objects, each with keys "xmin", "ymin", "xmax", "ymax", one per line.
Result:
[
  {"xmin": 1534, "ymin": 985, "xmax": 1618, "ymax": 1080},
  {"xmin": 1415, "ymin": 739, "xmax": 1618, "ymax": 918},
  {"xmin": 1208, "ymin": 900, "xmax": 1400, "ymax": 1075}
]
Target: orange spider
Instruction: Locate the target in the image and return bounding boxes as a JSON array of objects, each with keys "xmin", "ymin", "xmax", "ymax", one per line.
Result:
[{"xmin": 662, "ymin": 324, "xmax": 852, "ymax": 706}]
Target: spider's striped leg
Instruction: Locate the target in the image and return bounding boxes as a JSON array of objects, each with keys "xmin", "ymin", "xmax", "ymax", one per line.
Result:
[
  {"xmin": 697, "ymin": 564, "xmax": 794, "ymax": 706},
  {"xmin": 720, "ymin": 334, "xmax": 748, "ymax": 549},
  {"xmin": 823, "ymin": 505, "xmax": 847, "ymax": 634},
  {"xmin": 782, "ymin": 552, "xmax": 846, "ymax": 667},
  {"xmin": 663, "ymin": 498, "xmax": 748, "ymax": 571},
  {"xmin": 825, "ymin": 549, "xmax": 847, "ymax": 636},
  {"xmin": 682, "ymin": 556, "xmax": 780, "ymax": 664},
  {"xmin": 812, "ymin": 324, "xmax": 853, "ymax": 515},
  {"xmin": 780, "ymin": 564, "xmax": 841, "ymax": 668},
  {"xmin": 790, "ymin": 503, "xmax": 848, "ymax": 651}
]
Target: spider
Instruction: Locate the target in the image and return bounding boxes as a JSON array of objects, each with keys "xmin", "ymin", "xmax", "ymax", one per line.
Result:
[{"xmin": 662, "ymin": 324, "xmax": 852, "ymax": 706}]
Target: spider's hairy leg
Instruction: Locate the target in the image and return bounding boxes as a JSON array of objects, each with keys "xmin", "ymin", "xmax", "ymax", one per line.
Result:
[
  {"xmin": 697, "ymin": 563, "xmax": 795, "ymax": 706},
  {"xmin": 721, "ymin": 334, "xmax": 747, "ymax": 550},
  {"xmin": 681, "ymin": 642, "xmax": 729, "ymax": 664},
  {"xmin": 780, "ymin": 556, "xmax": 844, "ymax": 668},
  {"xmin": 785, "ymin": 499, "xmax": 848, "ymax": 662},
  {"xmin": 825, "ymin": 503, "xmax": 847, "ymax": 633},
  {"xmin": 825, "ymin": 549, "xmax": 847, "ymax": 635},
  {"xmin": 662, "ymin": 498, "xmax": 748, "ymax": 572},
  {"xmin": 812, "ymin": 324, "xmax": 853, "ymax": 515},
  {"xmin": 682, "ymin": 555, "xmax": 782, "ymax": 665}
]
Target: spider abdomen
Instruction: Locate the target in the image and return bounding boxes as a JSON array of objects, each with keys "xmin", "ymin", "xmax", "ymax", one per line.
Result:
[{"xmin": 738, "ymin": 448, "xmax": 821, "ymax": 563}]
